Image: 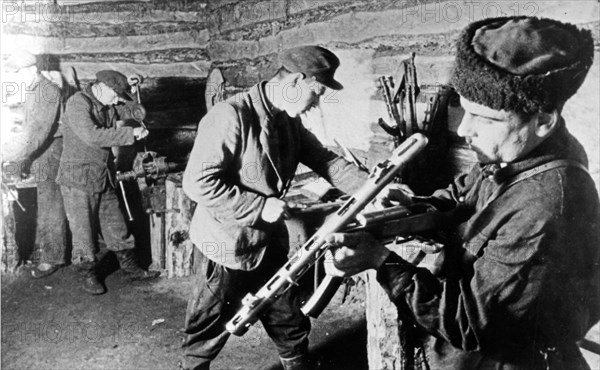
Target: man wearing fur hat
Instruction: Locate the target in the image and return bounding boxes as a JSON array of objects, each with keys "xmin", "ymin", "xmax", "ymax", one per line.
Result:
[
  {"xmin": 2, "ymin": 51, "xmax": 68, "ymax": 279},
  {"xmin": 324, "ymin": 17, "xmax": 599, "ymax": 369},
  {"xmin": 182, "ymin": 45, "xmax": 368, "ymax": 370},
  {"xmin": 57, "ymin": 70, "xmax": 159, "ymax": 295}
]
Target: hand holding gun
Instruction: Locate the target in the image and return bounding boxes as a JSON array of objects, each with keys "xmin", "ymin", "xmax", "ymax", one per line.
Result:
[{"xmin": 301, "ymin": 201, "xmax": 446, "ymax": 317}]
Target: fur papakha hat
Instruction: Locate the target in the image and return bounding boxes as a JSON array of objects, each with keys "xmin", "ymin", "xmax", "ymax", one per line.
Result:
[{"xmin": 451, "ymin": 16, "xmax": 594, "ymax": 115}]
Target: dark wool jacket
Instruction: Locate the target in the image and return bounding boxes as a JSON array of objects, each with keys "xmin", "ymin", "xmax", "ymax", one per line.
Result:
[
  {"xmin": 57, "ymin": 84, "xmax": 134, "ymax": 193},
  {"xmin": 3, "ymin": 75, "xmax": 61, "ymax": 171},
  {"xmin": 377, "ymin": 122, "xmax": 599, "ymax": 369},
  {"xmin": 183, "ymin": 82, "xmax": 367, "ymax": 270}
]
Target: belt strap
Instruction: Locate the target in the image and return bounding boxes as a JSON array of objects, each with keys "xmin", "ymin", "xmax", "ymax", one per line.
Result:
[{"xmin": 482, "ymin": 159, "xmax": 588, "ymax": 210}]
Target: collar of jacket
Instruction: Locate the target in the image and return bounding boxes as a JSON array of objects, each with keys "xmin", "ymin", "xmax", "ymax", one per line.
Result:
[
  {"xmin": 248, "ymin": 81, "xmax": 275, "ymax": 123},
  {"xmin": 249, "ymin": 81, "xmax": 287, "ymax": 192},
  {"xmin": 489, "ymin": 118, "xmax": 586, "ymax": 184},
  {"xmin": 257, "ymin": 80, "xmax": 276, "ymax": 119}
]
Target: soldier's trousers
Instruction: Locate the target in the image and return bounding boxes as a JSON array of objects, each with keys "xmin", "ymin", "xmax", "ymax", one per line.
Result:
[
  {"xmin": 182, "ymin": 247, "xmax": 310, "ymax": 370},
  {"xmin": 60, "ymin": 184, "xmax": 135, "ymax": 264},
  {"xmin": 32, "ymin": 137, "xmax": 68, "ymax": 265}
]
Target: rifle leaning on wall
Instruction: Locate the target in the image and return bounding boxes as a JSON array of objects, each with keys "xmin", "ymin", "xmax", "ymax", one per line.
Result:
[
  {"xmin": 378, "ymin": 53, "xmax": 420, "ymax": 146},
  {"xmin": 226, "ymin": 133, "xmax": 428, "ymax": 336}
]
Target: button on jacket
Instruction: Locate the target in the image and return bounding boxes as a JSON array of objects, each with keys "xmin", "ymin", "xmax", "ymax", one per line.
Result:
[
  {"xmin": 183, "ymin": 82, "xmax": 367, "ymax": 270},
  {"xmin": 377, "ymin": 122, "xmax": 600, "ymax": 369}
]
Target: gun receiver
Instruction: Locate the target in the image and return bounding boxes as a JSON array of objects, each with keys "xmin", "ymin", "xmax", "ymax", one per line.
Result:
[
  {"xmin": 225, "ymin": 133, "xmax": 428, "ymax": 336},
  {"xmin": 301, "ymin": 202, "xmax": 445, "ymax": 318}
]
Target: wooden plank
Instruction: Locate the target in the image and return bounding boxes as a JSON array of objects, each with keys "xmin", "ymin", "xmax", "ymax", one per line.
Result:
[
  {"xmin": 1, "ymin": 199, "xmax": 19, "ymax": 273},
  {"xmin": 148, "ymin": 213, "xmax": 164, "ymax": 270},
  {"xmin": 165, "ymin": 175, "xmax": 195, "ymax": 278}
]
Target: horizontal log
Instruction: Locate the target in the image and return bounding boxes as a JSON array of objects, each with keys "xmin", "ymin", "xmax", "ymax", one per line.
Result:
[
  {"xmin": 4, "ymin": 2, "xmax": 208, "ymax": 25},
  {"xmin": 54, "ymin": 47, "xmax": 209, "ymax": 64},
  {"xmin": 2, "ymin": 31, "xmax": 209, "ymax": 55},
  {"xmin": 60, "ymin": 60, "xmax": 210, "ymax": 80},
  {"xmin": 207, "ymin": 28, "xmax": 457, "ymax": 65},
  {"xmin": 207, "ymin": 1, "xmax": 598, "ymax": 50},
  {"xmin": 212, "ymin": 53, "xmax": 279, "ymax": 88},
  {"xmin": 205, "ymin": 0, "xmax": 287, "ymax": 36},
  {"xmin": 3, "ymin": 20, "xmax": 208, "ymax": 38}
]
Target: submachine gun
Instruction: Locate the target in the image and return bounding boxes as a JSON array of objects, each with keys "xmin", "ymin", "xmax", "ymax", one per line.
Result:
[{"xmin": 226, "ymin": 134, "xmax": 431, "ymax": 336}]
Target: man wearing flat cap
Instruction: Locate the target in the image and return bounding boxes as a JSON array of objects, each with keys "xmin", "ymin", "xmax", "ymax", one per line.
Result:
[
  {"xmin": 57, "ymin": 69, "xmax": 159, "ymax": 295},
  {"xmin": 2, "ymin": 50, "xmax": 68, "ymax": 278},
  {"xmin": 182, "ymin": 45, "xmax": 368, "ymax": 369},
  {"xmin": 324, "ymin": 17, "xmax": 599, "ymax": 369}
]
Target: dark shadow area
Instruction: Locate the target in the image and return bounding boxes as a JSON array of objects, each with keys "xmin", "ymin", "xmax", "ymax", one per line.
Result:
[
  {"xmin": 94, "ymin": 249, "xmax": 122, "ymax": 281},
  {"xmin": 13, "ymin": 188, "xmax": 37, "ymax": 262},
  {"xmin": 263, "ymin": 318, "xmax": 368, "ymax": 370},
  {"xmin": 310, "ymin": 317, "xmax": 368, "ymax": 370}
]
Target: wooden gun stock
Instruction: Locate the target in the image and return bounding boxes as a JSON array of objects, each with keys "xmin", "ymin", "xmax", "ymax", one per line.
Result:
[
  {"xmin": 225, "ymin": 134, "xmax": 428, "ymax": 336},
  {"xmin": 301, "ymin": 203, "xmax": 446, "ymax": 318}
]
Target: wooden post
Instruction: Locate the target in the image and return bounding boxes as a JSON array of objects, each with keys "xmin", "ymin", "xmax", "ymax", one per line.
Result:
[
  {"xmin": 164, "ymin": 174, "xmax": 195, "ymax": 278},
  {"xmin": 149, "ymin": 213, "xmax": 164, "ymax": 270},
  {"xmin": 1, "ymin": 197, "xmax": 18, "ymax": 273},
  {"xmin": 366, "ymin": 241, "xmax": 438, "ymax": 369}
]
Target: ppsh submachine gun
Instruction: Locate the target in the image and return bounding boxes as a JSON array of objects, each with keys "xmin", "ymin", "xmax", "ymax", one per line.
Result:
[{"xmin": 226, "ymin": 134, "xmax": 434, "ymax": 336}]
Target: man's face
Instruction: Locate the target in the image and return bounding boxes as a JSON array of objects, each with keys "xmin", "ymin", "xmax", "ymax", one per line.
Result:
[
  {"xmin": 457, "ymin": 97, "xmax": 540, "ymax": 164},
  {"xmin": 284, "ymin": 76, "xmax": 326, "ymax": 117},
  {"xmin": 93, "ymin": 82, "xmax": 120, "ymax": 106}
]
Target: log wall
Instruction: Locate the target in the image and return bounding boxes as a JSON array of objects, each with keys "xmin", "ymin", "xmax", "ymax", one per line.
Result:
[
  {"xmin": 2, "ymin": 0, "xmax": 599, "ymax": 366},
  {"xmin": 3, "ymin": 1, "xmax": 598, "ymax": 179}
]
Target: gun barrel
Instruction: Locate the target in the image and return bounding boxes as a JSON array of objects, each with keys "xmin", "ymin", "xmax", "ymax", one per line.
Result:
[{"xmin": 225, "ymin": 133, "xmax": 428, "ymax": 336}]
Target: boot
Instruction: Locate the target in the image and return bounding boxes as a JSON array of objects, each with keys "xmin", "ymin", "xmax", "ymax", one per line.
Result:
[
  {"xmin": 30, "ymin": 263, "xmax": 65, "ymax": 279},
  {"xmin": 80, "ymin": 262, "xmax": 106, "ymax": 295},
  {"xmin": 115, "ymin": 250, "xmax": 161, "ymax": 281},
  {"xmin": 280, "ymin": 354, "xmax": 312, "ymax": 370}
]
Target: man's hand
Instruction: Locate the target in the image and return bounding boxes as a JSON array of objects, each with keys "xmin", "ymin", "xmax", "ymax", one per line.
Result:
[
  {"xmin": 128, "ymin": 74, "xmax": 143, "ymax": 86},
  {"xmin": 324, "ymin": 232, "xmax": 391, "ymax": 277},
  {"xmin": 373, "ymin": 183, "xmax": 415, "ymax": 209},
  {"xmin": 133, "ymin": 127, "xmax": 149, "ymax": 140},
  {"xmin": 260, "ymin": 197, "xmax": 291, "ymax": 223}
]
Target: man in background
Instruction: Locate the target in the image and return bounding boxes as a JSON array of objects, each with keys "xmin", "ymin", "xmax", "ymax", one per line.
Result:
[
  {"xmin": 2, "ymin": 50, "xmax": 68, "ymax": 278},
  {"xmin": 58, "ymin": 70, "xmax": 159, "ymax": 295}
]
